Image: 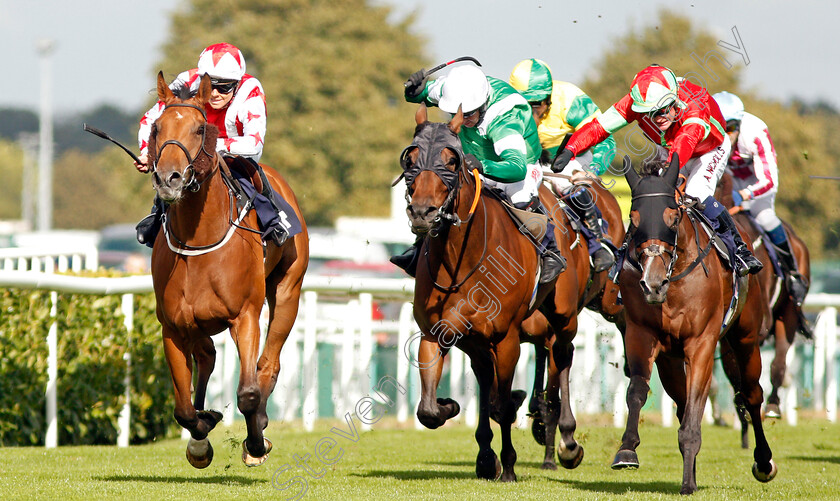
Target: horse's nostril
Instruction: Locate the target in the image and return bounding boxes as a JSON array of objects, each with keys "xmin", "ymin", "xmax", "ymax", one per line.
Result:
[{"xmin": 166, "ymin": 171, "xmax": 182, "ymax": 186}]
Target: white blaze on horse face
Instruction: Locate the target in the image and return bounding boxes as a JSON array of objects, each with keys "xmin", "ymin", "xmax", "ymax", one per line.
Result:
[{"xmin": 175, "ymin": 111, "xmax": 184, "ymax": 120}]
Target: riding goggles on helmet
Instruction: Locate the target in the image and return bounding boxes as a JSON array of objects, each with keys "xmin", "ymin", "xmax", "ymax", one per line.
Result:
[{"xmin": 210, "ymin": 78, "xmax": 238, "ymax": 94}]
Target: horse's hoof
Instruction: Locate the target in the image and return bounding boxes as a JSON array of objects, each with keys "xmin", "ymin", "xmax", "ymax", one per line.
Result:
[
  {"xmin": 611, "ymin": 449, "xmax": 639, "ymax": 470},
  {"xmin": 558, "ymin": 444, "xmax": 584, "ymax": 469},
  {"xmin": 530, "ymin": 417, "xmax": 547, "ymax": 446},
  {"xmin": 752, "ymin": 459, "xmax": 778, "ymax": 483},
  {"xmin": 510, "ymin": 390, "xmax": 527, "ymax": 411},
  {"xmin": 186, "ymin": 438, "xmax": 214, "ymax": 469},
  {"xmin": 242, "ymin": 437, "xmax": 272, "ymax": 467},
  {"xmin": 475, "ymin": 450, "xmax": 501, "ymax": 480},
  {"xmin": 764, "ymin": 404, "xmax": 782, "ymax": 420},
  {"xmin": 540, "ymin": 460, "xmax": 558, "ymax": 471},
  {"xmin": 436, "ymin": 397, "xmax": 461, "ymax": 420}
]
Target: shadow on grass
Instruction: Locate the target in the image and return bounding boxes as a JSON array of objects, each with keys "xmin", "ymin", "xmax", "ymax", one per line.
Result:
[
  {"xmin": 98, "ymin": 474, "xmax": 266, "ymax": 486},
  {"xmin": 552, "ymin": 478, "xmax": 681, "ymax": 495},
  {"xmin": 350, "ymin": 469, "xmax": 476, "ymax": 480},
  {"xmin": 430, "ymin": 459, "xmax": 549, "ymax": 469},
  {"xmin": 788, "ymin": 455, "xmax": 840, "ymax": 465}
]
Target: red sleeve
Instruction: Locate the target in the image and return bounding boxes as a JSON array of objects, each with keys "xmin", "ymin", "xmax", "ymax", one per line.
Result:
[
  {"xmin": 567, "ymin": 118, "xmax": 611, "ymax": 156},
  {"xmin": 667, "ymin": 123, "xmax": 706, "ymax": 168}
]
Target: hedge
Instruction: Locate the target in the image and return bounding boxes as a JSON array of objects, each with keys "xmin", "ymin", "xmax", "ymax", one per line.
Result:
[{"xmin": 0, "ymin": 282, "xmax": 178, "ymax": 446}]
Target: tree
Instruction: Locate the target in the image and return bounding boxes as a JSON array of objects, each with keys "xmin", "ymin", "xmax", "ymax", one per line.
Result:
[
  {"xmin": 582, "ymin": 9, "xmax": 840, "ymax": 259},
  {"xmin": 147, "ymin": 0, "xmax": 429, "ymax": 225}
]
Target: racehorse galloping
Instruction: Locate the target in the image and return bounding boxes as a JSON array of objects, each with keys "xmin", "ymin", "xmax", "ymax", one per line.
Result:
[
  {"xmin": 614, "ymin": 155, "xmax": 775, "ymax": 494},
  {"xmin": 148, "ymin": 72, "xmax": 308, "ymax": 468},
  {"xmin": 521, "ymin": 178, "xmax": 626, "ymax": 470},
  {"xmin": 717, "ymin": 173, "xmax": 811, "ymax": 428},
  {"xmin": 402, "ymin": 105, "xmax": 584, "ymax": 481}
]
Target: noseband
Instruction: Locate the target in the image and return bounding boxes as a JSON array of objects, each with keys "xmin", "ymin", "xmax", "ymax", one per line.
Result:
[{"xmin": 154, "ymin": 103, "xmax": 218, "ymax": 192}]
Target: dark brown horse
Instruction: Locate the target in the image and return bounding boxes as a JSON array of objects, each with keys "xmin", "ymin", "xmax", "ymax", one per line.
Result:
[
  {"xmin": 148, "ymin": 72, "xmax": 308, "ymax": 468},
  {"xmin": 402, "ymin": 104, "xmax": 585, "ymax": 481},
  {"xmin": 521, "ymin": 178, "xmax": 626, "ymax": 469},
  {"xmin": 614, "ymin": 155, "xmax": 776, "ymax": 494},
  {"xmin": 717, "ymin": 172, "xmax": 811, "ymax": 427}
]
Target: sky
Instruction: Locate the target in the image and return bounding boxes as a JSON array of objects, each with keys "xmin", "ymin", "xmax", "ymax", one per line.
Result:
[{"xmin": 1, "ymin": 0, "xmax": 838, "ymax": 116}]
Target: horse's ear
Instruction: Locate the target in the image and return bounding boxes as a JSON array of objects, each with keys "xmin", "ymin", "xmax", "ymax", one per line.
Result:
[
  {"xmin": 415, "ymin": 103, "xmax": 428, "ymax": 125},
  {"xmin": 196, "ymin": 74, "xmax": 212, "ymax": 105},
  {"xmin": 623, "ymin": 155, "xmax": 640, "ymax": 190},
  {"xmin": 664, "ymin": 153, "xmax": 680, "ymax": 187},
  {"xmin": 156, "ymin": 71, "xmax": 174, "ymax": 102},
  {"xmin": 449, "ymin": 105, "xmax": 464, "ymax": 134}
]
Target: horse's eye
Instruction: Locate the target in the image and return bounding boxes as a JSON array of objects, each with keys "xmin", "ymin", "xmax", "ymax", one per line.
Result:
[{"xmin": 196, "ymin": 124, "xmax": 206, "ymax": 135}]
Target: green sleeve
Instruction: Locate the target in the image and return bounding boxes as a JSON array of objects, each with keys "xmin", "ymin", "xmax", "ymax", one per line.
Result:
[
  {"xmin": 566, "ymin": 94, "xmax": 601, "ymax": 129},
  {"xmin": 589, "ymin": 136, "xmax": 616, "ymax": 176}
]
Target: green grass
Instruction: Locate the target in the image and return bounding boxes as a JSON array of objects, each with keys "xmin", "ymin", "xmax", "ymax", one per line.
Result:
[{"xmin": 1, "ymin": 416, "xmax": 838, "ymax": 500}]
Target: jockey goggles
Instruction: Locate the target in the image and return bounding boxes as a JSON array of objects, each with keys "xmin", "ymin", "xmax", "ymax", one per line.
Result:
[{"xmin": 210, "ymin": 78, "xmax": 238, "ymax": 94}]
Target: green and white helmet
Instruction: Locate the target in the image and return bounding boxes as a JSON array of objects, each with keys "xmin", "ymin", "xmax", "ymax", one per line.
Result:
[
  {"xmin": 438, "ymin": 65, "xmax": 491, "ymax": 114},
  {"xmin": 630, "ymin": 64, "xmax": 684, "ymax": 113},
  {"xmin": 509, "ymin": 58, "xmax": 553, "ymax": 102}
]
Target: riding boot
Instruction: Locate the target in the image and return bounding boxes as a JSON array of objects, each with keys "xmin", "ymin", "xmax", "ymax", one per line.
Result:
[
  {"xmin": 390, "ymin": 237, "xmax": 422, "ymax": 278},
  {"xmin": 136, "ymin": 195, "xmax": 165, "ymax": 248},
  {"xmin": 715, "ymin": 210, "xmax": 764, "ymax": 277},
  {"xmin": 237, "ymin": 157, "xmax": 290, "ymax": 247},
  {"xmin": 539, "ymin": 222, "xmax": 567, "ymax": 284},
  {"xmin": 569, "ymin": 188, "xmax": 614, "ymax": 272},
  {"xmin": 773, "ymin": 233, "xmax": 809, "ymax": 307}
]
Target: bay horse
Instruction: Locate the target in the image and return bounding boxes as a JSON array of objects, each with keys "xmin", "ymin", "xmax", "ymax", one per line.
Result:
[
  {"xmin": 148, "ymin": 72, "xmax": 308, "ymax": 468},
  {"xmin": 614, "ymin": 155, "xmax": 776, "ymax": 494},
  {"xmin": 401, "ymin": 104, "xmax": 585, "ymax": 481},
  {"xmin": 521, "ymin": 178, "xmax": 626, "ymax": 470},
  {"xmin": 716, "ymin": 173, "xmax": 811, "ymax": 431}
]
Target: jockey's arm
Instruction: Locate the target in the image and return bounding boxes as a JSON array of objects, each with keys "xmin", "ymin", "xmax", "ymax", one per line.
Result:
[{"xmin": 221, "ymin": 79, "xmax": 267, "ymax": 159}]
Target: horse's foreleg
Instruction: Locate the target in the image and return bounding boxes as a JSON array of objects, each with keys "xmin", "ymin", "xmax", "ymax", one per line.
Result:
[
  {"xmin": 416, "ymin": 335, "xmax": 458, "ymax": 429},
  {"xmin": 495, "ymin": 332, "xmax": 522, "ymax": 482},
  {"xmin": 677, "ymin": 338, "xmax": 717, "ymax": 495},
  {"xmin": 612, "ymin": 330, "xmax": 657, "ymax": 470},
  {"xmin": 192, "ymin": 336, "xmax": 216, "ymax": 411},
  {"xmin": 470, "ymin": 349, "xmax": 500, "ymax": 481},
  {"xmin": 553, "ymin": 337, "xmax": 584, "ymax": 469},
  {"xmin": 162, "ymin": 331, "xmax": 221, "ymax": 469},
  {"xmin": 232, "ymin": 310, "xmax": 271, "ymax": 466},
  {"xmin": 655, "ymin": 353, "xmax": 688, "ymax": 423}
]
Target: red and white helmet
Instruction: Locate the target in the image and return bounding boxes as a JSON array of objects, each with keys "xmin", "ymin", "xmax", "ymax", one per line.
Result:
[
  {"xmin": 630, "ymin": 64, "xmax": 683, "ymax": 113},
  {"xmin": 197, "ymin": 43, "xmax": 246, "ymax": 81}
]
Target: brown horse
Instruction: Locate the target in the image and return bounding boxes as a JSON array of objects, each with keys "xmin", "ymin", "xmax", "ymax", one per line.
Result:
[
  {"xmin": 401, "ymin": 104, "xmax": 585, "ymax": 481},
  {"xmin": 614, "ymin": 155, "xmax": 776, "ymax": 494},
  {"xmin": 716, "ymin": 173, "xmax": 811, "ymax": 433},
  {"xmin": 148, "ymin": 72, "xmax": 308, "ymax": 468},
  {"xmin": 521, "ymin": 178, "xmax": 626, "ymax": 469}
]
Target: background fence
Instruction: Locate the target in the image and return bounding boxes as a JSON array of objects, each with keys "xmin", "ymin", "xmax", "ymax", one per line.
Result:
[{"xmin": 0, "ymin": 247, "xmax": 837, "ymax": 448}]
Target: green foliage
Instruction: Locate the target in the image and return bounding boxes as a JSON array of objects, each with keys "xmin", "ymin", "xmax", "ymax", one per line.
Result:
[
  {"xmin": 0, "ymin": 285, "xmax": 176, "ymax": 446},
  {"xmin": 582, "ymin": 9, "xmax": 840, "ymax": 259},
  {"xmin": 0, "ymin": 139, "xmax": 24, "ymax": 219},
  {"xmin": 151, "ymin": 0, "xmax": 428, "ymax": 225}
]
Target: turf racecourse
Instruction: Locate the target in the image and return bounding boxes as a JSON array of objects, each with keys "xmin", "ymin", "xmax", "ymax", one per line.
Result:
[{"xmin": 1, "ymin": 415, "xmax": 837, "ymax": 500}]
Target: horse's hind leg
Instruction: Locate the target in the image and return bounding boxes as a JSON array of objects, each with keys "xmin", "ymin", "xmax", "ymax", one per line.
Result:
[
  {"xmin": 766, "ymin": 315, "xmax": 794, "ymax": 419},
  {"xmin": 162, "ymin": 331, "xmax": 222, "ymax": 468},
  {"xmin": 719, "ymin": 340, "xmax": 750, "ymax": 449},
  {"xmin": 192, "ymin": 336, "xmax": 216, "ymax": 411},
  {"xmin": 722, "ymin": 335, "xmax": 778, "ymax": 483},
  {"xmin": 257, "ymin": 276, "xmax": 302, "ymax": 431},
  {"xmin": 539, "ymin": 342, "xmax": 561, "ymax": 470}
]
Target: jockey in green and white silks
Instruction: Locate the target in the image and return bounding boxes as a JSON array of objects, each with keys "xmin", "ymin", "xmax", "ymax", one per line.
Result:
[
  {"xmin": 395, "ymin": 64, "xmax": 565, "ymax": 283},
  {"xmin": 406, "ymin": 65, "xmax": 544, "ymax": 208}
]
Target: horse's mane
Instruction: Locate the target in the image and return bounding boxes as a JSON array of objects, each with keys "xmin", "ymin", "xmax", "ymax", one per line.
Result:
[
  {"xmin": 173, "ymin": 82, "xmax": 197, "ymax": 100},
  {"xmin": 639, "ymin": 157, "xmax": 667, "ymax": 177}
]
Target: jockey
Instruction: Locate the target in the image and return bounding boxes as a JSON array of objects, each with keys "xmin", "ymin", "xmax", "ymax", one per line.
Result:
[
  {"xmin": 553, "ymin": 64, "xmax": 763, "ymax": 277},
  {"xmin": 713, "ymin": 91, "xmax": 808, "ymax": 305},
  {"xmin": 133, "ymin": 42, "xmax": 289, "ymax": 248},
  {"xmin": 393, "ymin": 64, "xmax": 566, "ymax": 283},
  {"xmin": 509, "ymin": 58, "xmax": 616, "ymax": 272}
]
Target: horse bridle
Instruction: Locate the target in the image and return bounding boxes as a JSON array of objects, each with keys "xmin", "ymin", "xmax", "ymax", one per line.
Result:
[
  {"xmin": 625, "ymin": 191, "xmax": 715, "ymax": 284},
  {"xmin": 153, "ymin": 103, "xmax": 218, "ymax": 193}
]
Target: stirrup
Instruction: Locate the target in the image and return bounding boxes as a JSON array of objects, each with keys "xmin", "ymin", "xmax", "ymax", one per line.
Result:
[
  {"xmin": 591, "ymin": 246, "xmax": 615, "ymax": 273},
  {"xmin": 263, "ymin": 226, "xmax": 289, "ymax": 247}
]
